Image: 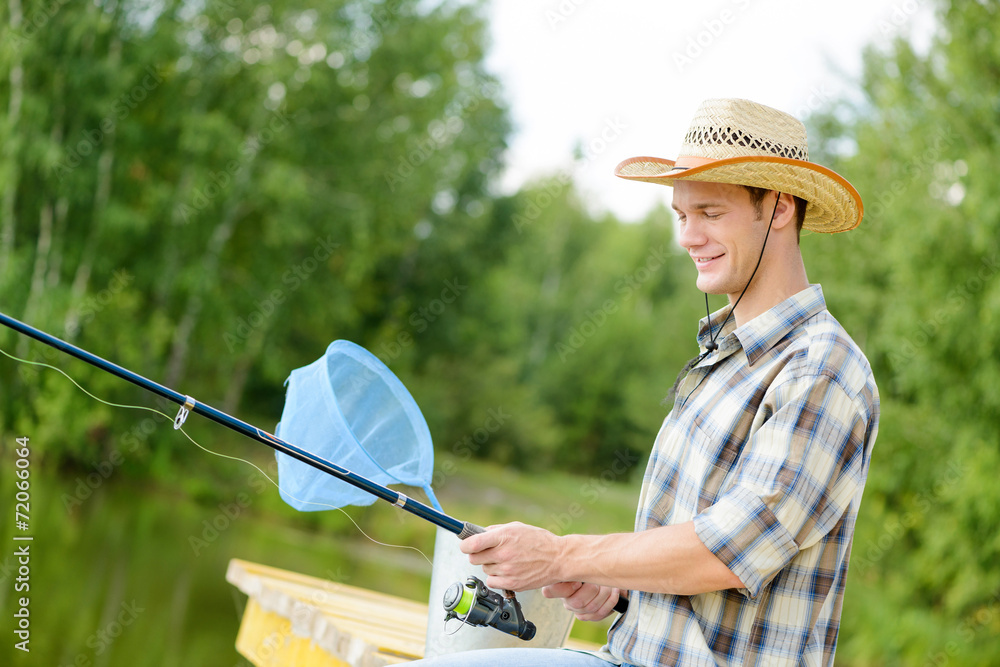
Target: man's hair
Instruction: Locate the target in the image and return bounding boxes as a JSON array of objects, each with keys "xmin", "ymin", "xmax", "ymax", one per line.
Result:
[{"xmin": 741, "ymin": 186, "xmax": 807, "ymax": 240}]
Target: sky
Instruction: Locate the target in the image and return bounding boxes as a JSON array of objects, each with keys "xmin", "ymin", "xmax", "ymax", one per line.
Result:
[{"xmin": 482, "ymin": 0, "xmax": 936, "ymax": 222}]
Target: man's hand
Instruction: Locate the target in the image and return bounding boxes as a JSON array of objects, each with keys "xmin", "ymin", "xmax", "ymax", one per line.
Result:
[
  {"xmin": 542, "ymin": 582, "xmax": 624, "ymax": 622},
  {"xmin": 459, "ymin": 521, "xmax": 564, "ymax": 592}
]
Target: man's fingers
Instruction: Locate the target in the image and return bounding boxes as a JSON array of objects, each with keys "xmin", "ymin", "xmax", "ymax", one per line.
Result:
[
  {"xmin": 566, "ymin": 583, "xmax": 605, "ymax": 612},
  {"xmin": 542, "ymin": 581, "xmax": 583, "ymax": 599},
  {"xmin": 558, "ymin": 584, "xmax": 621, "ymax": 621},
  {"xmin": 459, "ymin": 526, "xmax": 504, "ymax": 556},
  {"xmin": 574, "ymin": 593, "xmax": 620, "ymax": 622}
]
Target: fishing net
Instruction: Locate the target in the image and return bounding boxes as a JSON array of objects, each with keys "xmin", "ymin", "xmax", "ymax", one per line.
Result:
[{"xmin": 274, "ymin": 340, "xmax": 442, "ymax": 512}]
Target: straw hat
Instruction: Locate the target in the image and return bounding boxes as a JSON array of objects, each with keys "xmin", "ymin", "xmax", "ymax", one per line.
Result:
[{"xmin": 614, "ymin": 98, "xmax": 863, "ymax": 233}]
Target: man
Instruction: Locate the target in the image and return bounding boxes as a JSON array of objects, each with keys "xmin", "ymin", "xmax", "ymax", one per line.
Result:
[{"xmin": 414, "ymin": 98, "xmax": 879, "ymax": 666}]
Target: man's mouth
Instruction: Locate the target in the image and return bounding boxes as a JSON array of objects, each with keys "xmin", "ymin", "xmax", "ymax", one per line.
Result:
[{"xmin": 693, "ymin": 254, "xmax": 723, "ymax": 264}]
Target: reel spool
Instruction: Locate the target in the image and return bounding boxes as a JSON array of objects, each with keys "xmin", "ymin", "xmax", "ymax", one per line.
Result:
[{"xmin": 442, "ymin": 576, "xmax": 536, "ymax": 641}]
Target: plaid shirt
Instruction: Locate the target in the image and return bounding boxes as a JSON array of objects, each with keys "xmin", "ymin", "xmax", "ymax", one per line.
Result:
[{"xmin": 601, "ymin": 284, "xmax": 879, "ymax": 666}]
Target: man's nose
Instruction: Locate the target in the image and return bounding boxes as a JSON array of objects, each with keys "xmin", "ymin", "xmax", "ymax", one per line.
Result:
[{"xmin": 677, "ymin": 218, "xmax": 705, "ymax": 250}]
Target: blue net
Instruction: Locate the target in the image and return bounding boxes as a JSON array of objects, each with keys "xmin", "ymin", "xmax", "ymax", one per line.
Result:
[{"xmin": 274, "ymin": 340, "xmax": 442, "ymax": 512}]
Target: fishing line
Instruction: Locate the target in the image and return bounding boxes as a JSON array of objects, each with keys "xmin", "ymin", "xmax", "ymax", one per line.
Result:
[
  {"xmin": 0, "ymin": 344, "xmax": 432, "ymax": 566},
  {"xmin": 1, "ymin": 316, "xmax": 563, "ymax": 640},
  {"xmin": 443, "ymin": 611, "xmax": 474, "ymax": 637}
]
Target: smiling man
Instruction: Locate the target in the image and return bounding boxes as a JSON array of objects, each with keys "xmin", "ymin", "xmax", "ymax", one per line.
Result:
[
  {"xmin": 675, "ymin": 181, "xmax": 805, "ymax": 317},
  {"xmin": 411, "ymin": 99, "xmax": 880, "ymax": 667}
]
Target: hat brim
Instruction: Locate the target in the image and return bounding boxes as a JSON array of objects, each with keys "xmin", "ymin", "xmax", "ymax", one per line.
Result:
[{"xmin": 614, "ymin": 155, "xmax": 863, "ymax": 234}]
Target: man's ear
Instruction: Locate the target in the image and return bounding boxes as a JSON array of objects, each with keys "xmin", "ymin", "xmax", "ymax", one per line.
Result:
[{"xmin": 770, "ymin": 191, "xmax": 798, "ymax": 231}]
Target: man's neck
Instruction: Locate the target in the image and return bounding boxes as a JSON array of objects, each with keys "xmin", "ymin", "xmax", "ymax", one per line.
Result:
[{"xmin": 730, "ymin": 250, "xmax": 810, "ymax": 327}]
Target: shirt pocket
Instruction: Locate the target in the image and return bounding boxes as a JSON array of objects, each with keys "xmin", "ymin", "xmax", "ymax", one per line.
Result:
[{"xmin": 689, "ymin": 415, "xmax": 746, "ymax": 513}]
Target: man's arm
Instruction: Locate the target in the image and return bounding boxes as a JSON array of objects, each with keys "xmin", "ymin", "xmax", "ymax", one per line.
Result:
[{"xmin": 461, "ymin": 520, "xmax": 744, "ymax": 595}]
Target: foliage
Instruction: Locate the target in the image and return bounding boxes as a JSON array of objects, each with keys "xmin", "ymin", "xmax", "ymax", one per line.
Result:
[
  {"xmin": 0, "ymin": 0, "xmax": 510, "ymax": 467},
  {"xmin": 2, "ymin": 0, "xmax": 1000, "ymax": 664},
  {"xmin": 802, "ymin": 1, "xmax": 1000, "ymax": 663}
]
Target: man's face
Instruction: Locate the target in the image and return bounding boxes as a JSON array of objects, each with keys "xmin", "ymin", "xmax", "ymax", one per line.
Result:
[{"xmin": 672, "ymin": 180, "xmax": 770, "ymax": 301}]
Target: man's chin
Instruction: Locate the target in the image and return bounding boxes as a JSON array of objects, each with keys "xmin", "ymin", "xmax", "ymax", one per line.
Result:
[{"xmin": 695, "ymin": 280, "xmax": 724, "ymax": 295}]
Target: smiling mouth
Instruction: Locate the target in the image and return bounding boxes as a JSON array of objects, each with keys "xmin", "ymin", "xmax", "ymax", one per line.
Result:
[{"xmin": 693, "ymin": 254, "xmax": 723, "ymax": 264}]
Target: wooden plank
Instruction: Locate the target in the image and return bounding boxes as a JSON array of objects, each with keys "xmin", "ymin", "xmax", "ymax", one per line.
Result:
[
  {"xmin": 227, "ymin": 558, "xmax": 601, "ymax": 666},
  {"xmin": 228, "ymin": 559, "xmax": 427, "ymax": 665},
  {"xmin": 236, "ymin": 598, "xmax": 350, "ymax": 667}
]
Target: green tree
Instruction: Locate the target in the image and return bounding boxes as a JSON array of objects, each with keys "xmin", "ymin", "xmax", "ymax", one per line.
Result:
[
  {"xmin": 0, "ymin": 0, "xmax": 509, "ymax": 473},
  {"xmin": 413, "ymin": 174, "xmax": 703, "ymax": 479},
  {"xmin": 803, "ymin": 2, "xmax": 1000, "ymax": 663}
]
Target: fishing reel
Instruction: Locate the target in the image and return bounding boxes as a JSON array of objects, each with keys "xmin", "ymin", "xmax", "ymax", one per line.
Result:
[{"xmin": 442, "ymin": 576, "xmax": 536, "ymax": 641}]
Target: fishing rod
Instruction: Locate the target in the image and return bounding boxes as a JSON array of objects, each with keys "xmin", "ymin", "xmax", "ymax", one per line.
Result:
[
  {"xmin": 0, "ymin": 313, "xmax": 484, "ymax": 540},
  {"xmin": 3, "ymin": 311, "xmax": 632, "ymax": 633},
  {"xmin": 0, "ymin": 310, "xmax": 481, "ymax": 537},
  {"xmin": 0, "ymin": 310, "xmax": 543, "ymax": 640}
]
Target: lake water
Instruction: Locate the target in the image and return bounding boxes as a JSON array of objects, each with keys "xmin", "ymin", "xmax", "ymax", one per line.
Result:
[{"xmin": 1, "ymin": 468, "xmax": 438, "ymax": 666}]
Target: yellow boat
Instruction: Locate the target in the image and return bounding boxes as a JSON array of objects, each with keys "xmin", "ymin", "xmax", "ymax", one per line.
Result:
[{"xmin": 227, "ymin": 559, "xmax": 600, "ymax": 666}]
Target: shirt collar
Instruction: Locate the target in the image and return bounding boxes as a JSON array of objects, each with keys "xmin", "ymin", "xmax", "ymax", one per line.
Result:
[{"xmin": 696, "ymin": 284, "xmax": 827, "ymax": 366}]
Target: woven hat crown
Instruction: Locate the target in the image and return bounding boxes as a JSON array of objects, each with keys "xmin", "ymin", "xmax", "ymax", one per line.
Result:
[
  {"xmin": 613, "ymin": 98, "xmax": 864, "ymax": 233},
  {"xmin": 680, "ymin": 98, "xmax": 809, "ymax": 162}
]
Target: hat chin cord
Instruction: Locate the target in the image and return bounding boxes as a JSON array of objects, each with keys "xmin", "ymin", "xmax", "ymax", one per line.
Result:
[
  {"xmin": 700, "ymin": 191, "xmax": 781, "ymax": 356},
  {"xmin": 664, "ymin": 192, "xmax": 782, "ymax": 405}
]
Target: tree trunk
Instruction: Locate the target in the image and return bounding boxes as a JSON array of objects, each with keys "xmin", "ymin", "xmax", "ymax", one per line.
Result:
[
  {"xmin": 162, "ymin": 203, "xmax": 242, "ymax": 388},
  {"xmin": 527, "ymin": 214, "xmax": 571, "ymax": 368},
  {"xmin": 15, "ymin": 202, "xmax": 54, "ymax": 357},
  {"xmin": 45, "ymin": 196, "xmax": 69, "ymax": 290},
  {"xmin": 17, "ymin": 104, "xmax": 67, "ymax": 358},
  {"xmin": 221, "ymin": 326, "xmax": 270, "ymax": 415},
  {"xmin": 163, "ymin": 104, "xmax": 274, "ymax": 388},
  {"xmin": 63, "ymin": 30, "xmax": 122, "ymax": 340}
]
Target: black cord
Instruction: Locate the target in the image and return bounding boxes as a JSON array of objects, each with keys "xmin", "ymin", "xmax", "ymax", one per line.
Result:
[
  {"xmin": 703, "ymin": 292, "xmax": 718, "ymax": 353},
  {"xmin": 700, "ymin": 191, "xmax": 781, "ymax": 354},
  {"xmin": 665, "ymin": 192, "xmax": 784, "ymax": 405}
]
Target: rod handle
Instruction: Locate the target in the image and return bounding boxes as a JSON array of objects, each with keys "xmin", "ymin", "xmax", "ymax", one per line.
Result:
[{"xmin": 458, "ymin": 522, "xmax": 485, "ymax": 539}]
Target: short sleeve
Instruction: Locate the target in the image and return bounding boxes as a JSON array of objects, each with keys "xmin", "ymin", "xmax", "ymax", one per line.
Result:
[{"xmin": 692, "ymin": 372, "xmax": 872, "ymax": 598}]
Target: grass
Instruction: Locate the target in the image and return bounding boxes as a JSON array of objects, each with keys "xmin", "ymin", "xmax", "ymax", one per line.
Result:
[{"xmin": 431, "ymin": 453, "xmax": 642, "ymax": 537}]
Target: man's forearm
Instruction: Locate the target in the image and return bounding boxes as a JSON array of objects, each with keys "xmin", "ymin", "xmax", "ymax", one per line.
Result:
[{"xmin": 556, "ymin": 521, "xmax": 744, "ymax": 595}]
